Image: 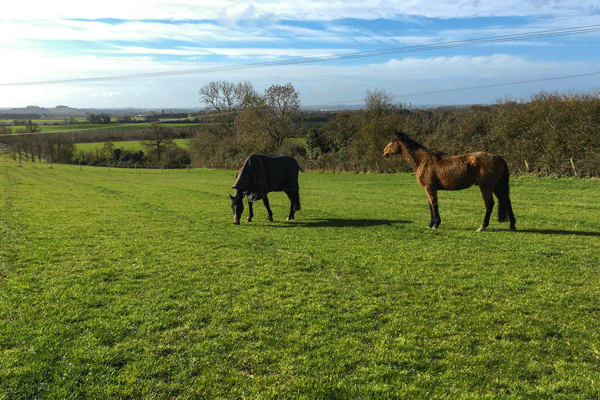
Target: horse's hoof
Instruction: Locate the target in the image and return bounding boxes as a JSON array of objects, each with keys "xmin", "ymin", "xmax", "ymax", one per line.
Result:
[
  {"xmin": 245, "ymin": 217, "xmax": 252, "ymax": 222},
  {"xmin": 509, "ymin": 226, "xmax": 516, "ymax": 231},
  {"xmin": 267, "ymin": 217, "xmax": 274, "ymax": 222},
  {"xmin": 476, "ymin": 226, "xmax": 485, "ymax": 232}
]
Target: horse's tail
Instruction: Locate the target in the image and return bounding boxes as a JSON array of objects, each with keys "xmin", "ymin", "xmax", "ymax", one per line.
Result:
[
  {"xmin": 496, "ymin": 157, "xmax": 510, "ymax": 223},
  {"xmin": 294, "ymin": 192, "xmax": 301, "ymax": 212}
]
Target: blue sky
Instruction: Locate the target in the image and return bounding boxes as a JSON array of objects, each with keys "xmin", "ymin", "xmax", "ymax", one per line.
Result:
[{"xmin": 2, "ymin": 0, "xmax": 600, "ymax": 109}]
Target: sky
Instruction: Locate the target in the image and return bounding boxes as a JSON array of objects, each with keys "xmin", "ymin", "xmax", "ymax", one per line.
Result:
[{"xmin": 2, "ymin": 0, "xmax": 600, "ymax": 109}]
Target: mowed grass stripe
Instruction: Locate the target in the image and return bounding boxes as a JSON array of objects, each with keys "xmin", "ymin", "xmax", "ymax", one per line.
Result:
[{"xmin": 1, "ymin": 159, "xmax": 599, "ymax": 399}]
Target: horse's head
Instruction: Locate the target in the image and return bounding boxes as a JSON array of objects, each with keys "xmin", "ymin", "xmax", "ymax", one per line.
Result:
[
  {"xmin": 230, "ymin": 192, "xmax": 244, "ymax": 225},
  {"xmin": 383, "ymin": 130, "xmax": 405, "ymax": 158}
]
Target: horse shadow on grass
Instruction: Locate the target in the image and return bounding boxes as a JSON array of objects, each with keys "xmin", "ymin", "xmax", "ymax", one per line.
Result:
[
  {"xmin": 274, "ymin": 218, "xmax": 412, "ymax": 228},
  {"xmin": 517, "ymin": 228, "xmax": 600, "ymax": 237},
  {"xmin": 272, "ymin": 221, "xmax": 598, "ymax": 235}
]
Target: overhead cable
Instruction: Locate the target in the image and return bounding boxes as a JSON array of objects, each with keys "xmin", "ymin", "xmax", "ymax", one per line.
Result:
[{"xmin": 2, "ymin": 24, "xmax": 600, "ymax": 87}]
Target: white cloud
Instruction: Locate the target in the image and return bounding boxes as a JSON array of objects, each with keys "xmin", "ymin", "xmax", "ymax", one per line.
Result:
[
  {"xmin": 4, "ymin": 0, "xmax": 600, "ymax": 21},
  {"xmin": 105, "ymin": 45, "xmax": 355, "ymax": 61},
  {"xmin": 94, "ymin": 91, "xmax": 123, "ymax": 98},
  {"xmin": 2, "ymin": 1, "xmax": 599, "ymax": 108}
]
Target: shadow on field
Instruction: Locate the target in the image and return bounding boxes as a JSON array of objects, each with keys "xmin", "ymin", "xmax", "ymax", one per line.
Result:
[
  {"xmin": 518, "ymin": 228, "xmax": 600, "ymax": 237},
  {"xmin": 279, "ymin": 218, "xmax": 412, "ymax": 228}
]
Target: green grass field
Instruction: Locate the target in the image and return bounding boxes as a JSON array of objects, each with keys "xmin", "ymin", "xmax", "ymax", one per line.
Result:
[
  {"xmin": 1, "ymin": 158, "xmax": 599, "ymax": 399},
  {"xmin": 76, "ymin": 139, "xmax": 190, "ymax": 154}
]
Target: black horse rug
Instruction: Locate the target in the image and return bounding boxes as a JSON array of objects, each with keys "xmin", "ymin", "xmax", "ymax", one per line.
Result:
[{"xmin": 233, "ymin": 155, "xmax": 301, "ymax": 201}]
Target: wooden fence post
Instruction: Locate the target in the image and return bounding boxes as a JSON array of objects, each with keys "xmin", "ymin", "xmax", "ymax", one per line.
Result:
[{"xmin": 570, "ymin": 158, "xmax": 578, "ymax": 177}]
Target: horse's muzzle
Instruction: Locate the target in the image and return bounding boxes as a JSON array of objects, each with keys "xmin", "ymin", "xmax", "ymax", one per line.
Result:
[{"xmin": 233, "ymin": 217, "xmax": 240, "ymax": 225}]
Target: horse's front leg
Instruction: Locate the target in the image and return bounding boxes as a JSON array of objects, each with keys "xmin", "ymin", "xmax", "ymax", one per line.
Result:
[
  {"xmin": 263, "ymin": 195, "xmax": 274, "ymax": 222},
  {"xmin": 246, "ymin": 199, "xmax": 254, "ymax": 222},
  {"xmin": 477, "ymin": 188, "xmax": 495, "ymax": 232},
  {"xmin": 425, "ymin": 189, "xmax": 441, "ymax": 229}
]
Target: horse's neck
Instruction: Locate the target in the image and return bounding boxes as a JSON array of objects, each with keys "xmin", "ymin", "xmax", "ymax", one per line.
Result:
[
  {"xmin": 234, "ymin": 189, "xmax": 245, "ymax": 199},
  {"xmin": 401, "ymin": 146, "xmax": 429, "ymax": 171}
]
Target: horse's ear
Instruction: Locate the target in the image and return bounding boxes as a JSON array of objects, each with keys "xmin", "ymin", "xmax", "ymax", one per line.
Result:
[
  {"xmin": 229, "ymin": 194, "xmax": 234, "ymax": 200},
  {"xmin": 395, "ymin": 129, "xmax": 404, "ymax": 137}
]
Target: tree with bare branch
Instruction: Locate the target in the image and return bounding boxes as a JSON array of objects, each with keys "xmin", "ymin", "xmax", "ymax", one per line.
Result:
[
  {"xmin": 237, "ymin": 83, "xmax": 301, "ymax": 151},
  {"xmin": 199, "ymin": 81, "xmax": 254, "ymax": 137}
]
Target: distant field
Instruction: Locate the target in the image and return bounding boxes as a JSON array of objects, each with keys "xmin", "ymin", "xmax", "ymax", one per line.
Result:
[
  {"xmin": 1, "ymin": 158, "xmax": 600, "ymax": 398},
  {"xmin": 76, "ymin": 139, "xmax": 190, "ymax": 153},
  {"xmin": 4, "ymin": 121, "xmax": 200, "ymax": 134}
]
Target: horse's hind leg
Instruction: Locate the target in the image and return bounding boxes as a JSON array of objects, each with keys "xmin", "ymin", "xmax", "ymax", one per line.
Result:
[
  {"xmin": 493, "ymin": 188, "xmax": 516, "ymax": 231},
  {"xmin": 501, "ymin": 196, "xmax": 516, "ymax": 231},
  {"xmin": 262, "ymin": 195, "xmax": 274, "ymax": 222},
  {"xmin": 285, "ymin": 190, "xmax": 300, "ymax": 221},
  {"xmin": 478, "ymin": 188, "xmax": 495, "ymax": 232}
]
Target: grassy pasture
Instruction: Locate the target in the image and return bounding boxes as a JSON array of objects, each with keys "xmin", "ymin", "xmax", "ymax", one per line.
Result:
[{"xmin": 1, "ymin": 158, "xmax": 600, "ymax": 399}]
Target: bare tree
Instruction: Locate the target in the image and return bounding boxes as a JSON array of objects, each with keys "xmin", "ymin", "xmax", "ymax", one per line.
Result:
[
  {"xmin": 238, "ymin": 83, "xmax": 301, "ymax": 151},
  {"xmin": 199, "ymin": 81, "xmax": 254, "ymax": 137},
  {"xmin": 364, "ymin": 89, "xmax": 396, "ymax": 116}
]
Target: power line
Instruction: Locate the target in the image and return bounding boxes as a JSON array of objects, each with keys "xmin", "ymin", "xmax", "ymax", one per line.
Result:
[
  {"xmin": 399, "ymin": 71, "xmax": 600, "ymax": 98},
  {"xmin": 2, "ymin": 24, "xmax": 600, "ymax": 87},
  {"xmin": 312, "ymin": 70, "xmax": 600, "ymax": 107}
]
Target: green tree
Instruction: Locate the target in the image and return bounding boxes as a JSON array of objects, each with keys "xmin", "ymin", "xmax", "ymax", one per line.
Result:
[
  {"xmin": 24, "ymin": 120, "xmax": 41, "ymax": 133},
  {"xmin": 305, "ymin": 128, "xmax": 329, "ymax": 162},
  {"xmin": 140, "ymin": 124, "xmax": 177, "ymax": 163},
  {"xmin": 100, "ymin": 142, "xmax": 116, "ymax": 161},
  {"xmin": 87, "ymin": 113, "xmax": 111, "ymax": 124},
  {"xmin": 0, "ymin": 124, "xmax": 13, "ymax": 135}
]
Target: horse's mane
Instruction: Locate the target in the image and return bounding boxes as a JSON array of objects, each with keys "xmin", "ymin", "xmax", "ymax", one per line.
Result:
[
  {"xmin": 397, "ymin": 131, "xmax": 446, "ymax": 160},
  {"xmin": 398, "ymin": 132, "xmax": 426, "ymax": 151}
]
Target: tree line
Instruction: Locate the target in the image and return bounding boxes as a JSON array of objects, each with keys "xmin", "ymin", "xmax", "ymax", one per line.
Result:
[
  {"xmin": 2, "ymin": 124, "xmax": 195, "ymax": 168},
  {"xmin": 2, "ymin": 81, "xmax": 599, "ymax": 177},
  {"xmin": 190, "ymin": 82, "xmax": 600, "ymax": 177}
]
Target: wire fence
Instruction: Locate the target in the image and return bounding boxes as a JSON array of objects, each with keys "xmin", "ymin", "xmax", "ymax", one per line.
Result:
[{"xmin": 510, "ymin": 157, "xmax": 600, "ymax": 178}]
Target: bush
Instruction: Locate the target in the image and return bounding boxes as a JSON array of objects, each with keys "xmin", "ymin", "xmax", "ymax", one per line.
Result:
[{"xmin": 163, "ymin": 147, "xmax": 191, "ymax": 168}]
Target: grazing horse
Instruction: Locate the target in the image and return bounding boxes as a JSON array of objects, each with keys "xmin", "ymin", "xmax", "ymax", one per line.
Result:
[
  {"xmin": 383, "ymin": 130, "xmax": 516, "ymax": 231},
  {"xmin": 230, "ymin": 154, "xmax": 301, "ymax": 225}
]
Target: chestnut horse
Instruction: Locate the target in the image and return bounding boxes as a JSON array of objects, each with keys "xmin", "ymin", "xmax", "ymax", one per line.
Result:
[{"xmin": 383, "ymin": 130, "xmax": 516, "ymax": 231}]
